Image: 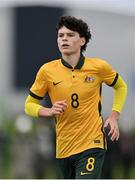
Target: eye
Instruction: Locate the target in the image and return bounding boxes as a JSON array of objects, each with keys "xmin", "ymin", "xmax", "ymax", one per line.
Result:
[
  {"xmin": 68, "ymin": 33, "xmax": 75, "ymax": 37},
  {"xmin": 58, "ymin": 33, "xmax": 63, "ymax": 37}
]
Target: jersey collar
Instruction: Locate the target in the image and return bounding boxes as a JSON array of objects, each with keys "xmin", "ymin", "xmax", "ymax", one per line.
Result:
[{"xmin": 61, "ymin": 54, "xmax": 85, "ymax": 69}]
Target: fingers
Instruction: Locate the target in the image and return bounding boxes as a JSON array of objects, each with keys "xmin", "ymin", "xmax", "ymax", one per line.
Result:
[
  {"xmin": 51, "ymin": 100, "xmax": 68, "ymax": 115},
  {"xmin": 104, "ymin": 118, "xmax": 120, "ymax": 141},
  {"xmin": 104, "ymin": 120, "xmax": 109, "ymax": 128},
  {"xmin": 109, "ymin": 126, "xmax": 120, "ymax": 141},
  {"xmin": 54, "ymin": 100, "xmax": 67, "ymax": 110}
]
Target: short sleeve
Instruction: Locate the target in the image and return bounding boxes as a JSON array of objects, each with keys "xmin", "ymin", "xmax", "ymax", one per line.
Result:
[
  {"xmin": 30, "ymin": 65, "xmax": 48, "ymax": 99},
  {"xmin": 99, "ymin": 60, "xmax": 118, "ymax": 86}
]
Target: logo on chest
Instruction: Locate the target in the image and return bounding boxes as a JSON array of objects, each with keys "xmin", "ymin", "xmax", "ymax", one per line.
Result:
[
  {"xmin": 84, "ymin": 76, "xmax": 95, "ymax": 83},
  {"xmin": 53, "ymin": 81, "xmax": 62, "ymax": 86}
]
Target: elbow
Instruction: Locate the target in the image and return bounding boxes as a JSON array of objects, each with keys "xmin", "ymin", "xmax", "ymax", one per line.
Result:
[
  {"xmin": 24, "ymin": 102, "xmax": 30, "ymax": 116},
  {"xmin": 24, "ymin": 95, "xmax": 42, "ymax": 117},
  {"xmin": 123, "ymin": 82, "xmax": 128, "ymax": 96},
  {"xmin": 125, "ymin": 83, "xmax": 128, "ymax": 93},
  {"xmin": 24, "ymin": 101, "xmax": 41, "ymax": 118}
]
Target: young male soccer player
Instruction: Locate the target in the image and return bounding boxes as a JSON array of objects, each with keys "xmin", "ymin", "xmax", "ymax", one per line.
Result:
[{"xmin": 25, "ymin": 16, "xmax": 127, "ymax": 179}]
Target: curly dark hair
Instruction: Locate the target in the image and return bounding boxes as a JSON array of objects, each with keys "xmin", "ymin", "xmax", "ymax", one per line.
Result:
[{"xmin": 56, "ymin": 16, "xmax": 91, "ymax": 52}]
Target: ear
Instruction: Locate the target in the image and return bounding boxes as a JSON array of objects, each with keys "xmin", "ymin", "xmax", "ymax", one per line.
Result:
[{"xmin": 80, "ymin": 37, "xmax": 86, "ymax": 46}]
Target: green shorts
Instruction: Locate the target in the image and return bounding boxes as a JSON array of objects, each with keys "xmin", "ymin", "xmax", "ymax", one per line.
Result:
[{"xmin": 58, "ymin": 148, "xmax": 106, "ymax": 179}]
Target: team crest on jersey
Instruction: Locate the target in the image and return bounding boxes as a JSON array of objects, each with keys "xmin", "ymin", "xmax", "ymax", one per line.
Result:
[{"xmin": 84, "ymin": 76, "xmax": 95, "ymax": 83}]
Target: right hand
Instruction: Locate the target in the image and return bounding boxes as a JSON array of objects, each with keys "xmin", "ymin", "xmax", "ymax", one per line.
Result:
[{"xmin": 49, "ymin": 100, "xmax": 68, "ymax": 116}]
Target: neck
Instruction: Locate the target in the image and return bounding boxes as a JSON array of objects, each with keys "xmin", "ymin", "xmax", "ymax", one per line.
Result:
[{"xmin": 62, "ymin": 52, "xmax": 81, "ymax": 67}]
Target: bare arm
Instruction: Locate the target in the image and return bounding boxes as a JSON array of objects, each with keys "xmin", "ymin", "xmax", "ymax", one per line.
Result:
[
  {"xmin": 25, "ymin": 95, "xmax": 67, "ymax": 118},
  {"xmin": 38, "ymin": 100, "xmax": 68, "ymax": 117}
]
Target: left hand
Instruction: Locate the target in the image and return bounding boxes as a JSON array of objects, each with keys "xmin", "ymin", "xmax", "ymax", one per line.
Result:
[{"xmin": 104, "ymin": 111, "xmax": 120, "ymax": 141}]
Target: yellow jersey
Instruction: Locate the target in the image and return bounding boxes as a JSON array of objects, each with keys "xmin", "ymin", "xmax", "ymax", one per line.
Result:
[{"xmin": 30, "ymin": 55, "xmax": 118, "ymax": 158}]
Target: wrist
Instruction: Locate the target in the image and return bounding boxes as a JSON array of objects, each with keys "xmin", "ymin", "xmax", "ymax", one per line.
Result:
[
  {"xmin": 38, "ymin": 107, "xmax": 54, "ymax": 117},
  {"xmin": 110, "ymin": 110, "xmax": 120, "ymax": 121}
]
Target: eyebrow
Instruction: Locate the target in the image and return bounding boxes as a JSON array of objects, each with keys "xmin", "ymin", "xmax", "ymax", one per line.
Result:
[{"xmin": 58, "ymin": 32, "xmax": 75, "ymax": 35}]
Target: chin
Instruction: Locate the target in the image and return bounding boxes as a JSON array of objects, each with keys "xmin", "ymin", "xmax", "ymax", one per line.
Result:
[{"xmin": 62, "ymin": 49, "xmax": 74, "ymax": 55}]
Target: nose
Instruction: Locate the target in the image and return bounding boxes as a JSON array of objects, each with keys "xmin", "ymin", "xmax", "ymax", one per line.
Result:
[{"xmin": 62, "ymin": 35, "xmax": 68, "ymax": 41}]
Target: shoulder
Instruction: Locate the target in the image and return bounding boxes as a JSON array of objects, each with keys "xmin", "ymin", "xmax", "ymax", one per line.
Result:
[
  {"xmin": 85, "ymin": 57, "xmax": 110, "ymax": 69},
  {"xmin": 39, "ymin": 59, "xmax": 60, "ymax": 71}
]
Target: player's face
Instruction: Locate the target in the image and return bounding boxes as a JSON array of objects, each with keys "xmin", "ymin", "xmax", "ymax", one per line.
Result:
[{"xmin": 57, "ymin": 26, "xmax": 85, "ymax": 55}]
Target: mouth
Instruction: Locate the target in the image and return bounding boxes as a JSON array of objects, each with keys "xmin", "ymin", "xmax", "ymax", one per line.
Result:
[{"xmin": 62, "ymin": 44, "xmax": 70, "ymax": 48}]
